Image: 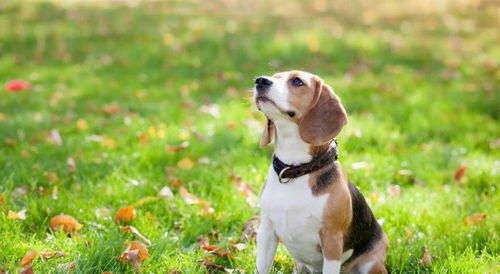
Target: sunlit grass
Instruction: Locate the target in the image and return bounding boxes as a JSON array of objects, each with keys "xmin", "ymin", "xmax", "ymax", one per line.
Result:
[{"xmin": 0, "ymin": 0, "xmax": 498, "ymax": 272}]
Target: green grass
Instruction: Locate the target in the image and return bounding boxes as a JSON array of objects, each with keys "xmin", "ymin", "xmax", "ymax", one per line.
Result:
[{"xmin": 0, "ymin": 0, "xmax": 499, "ymax": 273}]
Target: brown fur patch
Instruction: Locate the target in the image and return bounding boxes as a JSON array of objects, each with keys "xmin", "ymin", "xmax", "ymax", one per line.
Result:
[{"xmin": 342, "ymin": 233, "xmax": 389, "ymax": 273}]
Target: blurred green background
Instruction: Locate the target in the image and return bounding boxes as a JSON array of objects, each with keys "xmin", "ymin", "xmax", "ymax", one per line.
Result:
[{"xmin": 0, "ymin": 0, "xmax": 498, "ymax": 273}]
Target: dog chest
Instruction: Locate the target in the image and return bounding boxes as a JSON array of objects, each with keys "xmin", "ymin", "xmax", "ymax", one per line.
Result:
[{"xmin": 260, "ymin": 166, "xmax": 329, "ymax": 266}]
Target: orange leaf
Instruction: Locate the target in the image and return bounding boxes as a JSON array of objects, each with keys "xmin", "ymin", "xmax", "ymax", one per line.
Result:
[
  {"xmin": 177, "ymin": 157, "xmax": 194, "ymax": 170},
  {"xmin": 0, "ymin": 193, "xmax": 5, "ymax": 207},
  {"xmin": 179, "ymin": 187, "xmax": 205, "ymax": 205},
  {"xmin": 20, "ymin": 250, "xmax": 37, "ymax": 267},
  {"xmin": 40, "ymin": 251, "xmax": 64, "ymax": 259},
  {"xmin": 138, "ymin": 133, "xmax": 149, "ymax": 145},
  {"xmin": 115, "ymin": 206, "xmax": 137, "ymax": 223},
  {"xmin": 463, "ymin": 213, "xmax": 487, "ymax": 226},
  {"xmin": 8, "ymin": 209, "xmax": 27, "ymax": 220},
  {"xmin": 117, "ymin": 241, "xmax": 149, "ymax": 266},
  {"xmin": 165, "ymin": 141, "xmax": 189, "ymax": 153},
  {"xmin": 103, "ymin": 104, "xmax": 121, "ymax": 115},
  {"xmin": 76, "ymin": 119, "xmax": 89, "ymax": 130},
  {"xmin": 49, "ymin": 214, "xmax": 83, "ymax": 233},
  {"xmin": 454, "ymin": 165, "xmax": 467, "ymax": 182},
  {"xmin": 167, "ymin": 176, "xmax": 184, "ymax": 188}
]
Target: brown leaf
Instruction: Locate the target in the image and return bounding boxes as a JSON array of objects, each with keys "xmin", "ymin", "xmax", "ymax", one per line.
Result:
[
  {"xmin": 103, "ymin": 104, "xmax": 121, "ymax": 115},
  {"xmin": 120, "ymin": 226, "xmax": 152, "ymax": 246},
  {"xmin": 463, "ymin": 213, "xmax": 487, "ymax": 226},
  {"xmin": 167, "ymin": 176, "xmax": 184, "ymax": 188},
  {"xmin": 57, "ymin": 261, "xmax": 76, "ymax": 271},
  {"xmin": 454, "ymin": 165, "xmax": 467, "ymax": 182},
  {"xmin": 241, "ymin": 216, "xmax": 260, "ymax": 242},
  {"xmin": 40, "ymin": 251, "xmax": 65, "ymax": 259},
  {"xmin": 230, "ymin": 174, "xmax": 257, "ymax": 206},
  {"xmin": 179, "ymin": 187, "xmax": 208, "ymax": 206},
  {"xmin": 115, "ymin": 206, "xmax": 137, "ymax": 223},
  {"xmin": 198, "ymin": 258, "xmax": 226, "ymax": 271},
  {"xmin": 165, "ymin": 141, "xmax": 190, "ymax": 153},
  {"xmin": 20, "ymin": 266, "xmax": 34, "ymax": 274},
  {"xmin": 420, "ymin": 246, "xmax": 433, "ymax": 267},
  {"xmin": 138, "ymin": 133, "xmax": 148, "ymax": 145},
  {"xmin": 8, "ymin": 209, "xmax": 27, "ymax": 220},
  {"xmin": 49, "ymin": 214, "xmax": 83, "ymax": 233},
  {"xmin": 20, "ymin": 250, "xmax": 38, "ymax": 267},
  {"xmin": 117, "ymin": 241, "xmax": 149, "ymax": 271},
  {"xmin": 0, "ymin": 193, "xmax": 5, "ymax": 207}
]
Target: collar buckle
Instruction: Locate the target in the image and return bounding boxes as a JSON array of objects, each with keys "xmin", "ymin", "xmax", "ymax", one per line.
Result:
[{"xmin": 278, "ymin": 167, "xmax": 291, "ymax": 184}]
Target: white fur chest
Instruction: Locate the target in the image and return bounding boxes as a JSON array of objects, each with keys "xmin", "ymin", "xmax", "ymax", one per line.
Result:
[{"xmin": 260, "ymin": 165, "xmax": 329, "ymax": 270}]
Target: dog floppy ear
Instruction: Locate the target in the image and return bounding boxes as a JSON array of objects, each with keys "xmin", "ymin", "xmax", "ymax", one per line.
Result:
[
  {"xmin": 260, "ymin": 118, "xmax": 275, "ymax": 147},
  {"xmin": 299, "ymin": 80, "xmax": 347, "ymax": 145}
]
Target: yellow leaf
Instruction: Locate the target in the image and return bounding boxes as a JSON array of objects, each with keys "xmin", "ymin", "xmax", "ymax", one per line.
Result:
[
  {"xmin": 8, "ymin": 209, "xmax": 27, "ymax": 220},
  {"xmin": 76, "ymin": 119, "xmax": 89, "ymax": 130},
  {"xmin": 131, "ymin": 196, "xmax": 160, "ymax": 207},
  {"xmin": 178, "ymin": 130, "xmax": 190, "ymax": 141},
  {"xmin": 177, "ymin": 157, "xmax": 194, "ymax": 170}
]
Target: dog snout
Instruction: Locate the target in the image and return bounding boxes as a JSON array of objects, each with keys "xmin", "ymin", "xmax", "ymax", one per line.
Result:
[{"xmin": 255, "ymin": 77, "xmax": 273, "ymax": 92}]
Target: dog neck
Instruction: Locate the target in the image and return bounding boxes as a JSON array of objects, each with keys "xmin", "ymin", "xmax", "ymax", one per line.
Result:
[{"xmin": 273, "ymin": 118, "xmax": 332, "ymax": 165}]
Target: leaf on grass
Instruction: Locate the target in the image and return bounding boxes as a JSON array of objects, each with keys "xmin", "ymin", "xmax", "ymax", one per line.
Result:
[
  {"xmin": 198, "ymin": 258, "xmax": 226, "ymax": 271},
  {"xmin": 52, "ymin": 185, "xmax": 58, "ymax": 200},
  {"xmin": 12, "ymin": 186, "xmax": 28, "ymax": 198},
  {"xmin": 138, "ymin": 133, "xmax": 148, "ymax": 145},
  {"xmin": 45, "ymin": 171, "xmax": 58, "ymax": 183},
  {"xmin": 8, "ymin": 209, "xmax": 27, "ymax": 220},
  {"xmin": 49, "ymin": 214, "xmax": 83, "ymax": 233},
  {"xmin": 120, "ymin": 226, "xmax": 152, "ymax": 246},
  {"xmin": 463, "ymin": 213, "xmax": 487, "ymax": 226},
  {"xmin": 115, "ymin": 206, "xmax": 137, "ymax": 223},
  {"xmin": 40, "ymin": 251, "xmax": 65, "ymax": 259},
  {"xmin": 67, "ymin": 157, "xmax": 77, "ymax": 174},
  {"xmin": 57, "ymin": 261, "xmax": 75, "ymax": 271},
  {"xmin": 158, "ymin": 186, "xmax": 174, "ymax": 200},
  {"xmin": 179, "ymin": 187, "xmax": 214, "ymax": 215},
  {"xmin": 387, "ymin": 185, "xmax": 400, "ymax": 196},
  {"xmin": 45, "ymin": 129, "xmax": 63, "ymax": 146},
  {"xmin": 103, "ymin": 104, "xmax": 121, "ymax": 115},
  {"xmin": 0, "ymin": 193, "xmax": 4, "ymax": 207},
  {"xmin": 230, "ymin": 243, "xmax": 247, "ymax": 251},
  {"xmin": 117, "ymin": 241, "xmax": 149, "ymax": 272},
  {"xmin": 165, "ymin": 141, "xmax": 189, "ymax": 153},
  {"xmin": 20, "ymin": 266, "xmax": 34, "ymax": 274},
  {"xmin": 420, "ymin": 246, "xmax": 433, "ymax": 267},
  {"xmin": 454, "ymin": 165, "xmax": 467, "ymax": 182},
  {"xmin": 131, "ymin": 196, "xmax": 160, "ymax": 207},
  {"xmin": 230, "ymin": 174, "xmax": 257, "ymax": 206},
  {"xmin": 167, "ymin": 176, "xmax": 184, "ymax": 188},
  {"xmin": 177, "ymin": 157, "xmax": 194, "ymax": 170},
  {"xmin": 95, "ymin": 207, "xmax": 111, "ymax": 219},
  {"xmin": 241, "ymin": 216, "xmax": 260, "ymax": 242},
  {"xmin": 76, "ymin": 119, "xmax": 89, "ymax": 130},
  {"xmin": 178, "ymin": 130, "xmax": 190, "ymax": 141},
  {"xmin": 20, "ymin": 250, "xmax": 37, "ymax": 266}
]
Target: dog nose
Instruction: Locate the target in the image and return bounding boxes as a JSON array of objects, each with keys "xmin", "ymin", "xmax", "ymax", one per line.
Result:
[{"xmin": 255, "ymin": 77, "xmax": 273, "ymax": 90}]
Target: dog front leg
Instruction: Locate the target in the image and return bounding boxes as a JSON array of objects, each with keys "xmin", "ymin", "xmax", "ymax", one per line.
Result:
[
  {"xmin": 320, "ymin": 229, "xmax": 343, "ymax": 274},
  {"xmin": 256, "ymin": 218, "xmax": 278, "ymax": 274}
]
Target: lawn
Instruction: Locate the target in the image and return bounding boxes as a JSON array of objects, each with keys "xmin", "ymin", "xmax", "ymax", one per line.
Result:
[{"xmin": 0, "ymin": 0, "xmax": 498, "ymax": 273}]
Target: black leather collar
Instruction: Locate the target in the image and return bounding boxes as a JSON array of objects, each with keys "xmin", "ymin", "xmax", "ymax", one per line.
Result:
[{"xmin": 272, "ymin": 143, "xmax": 338, "ymax": 184}]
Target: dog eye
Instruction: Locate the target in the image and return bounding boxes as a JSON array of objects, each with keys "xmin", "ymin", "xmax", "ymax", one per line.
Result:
[{"xmin": 291, "ymin": 77, "xmax": 304, "ymax": 87}]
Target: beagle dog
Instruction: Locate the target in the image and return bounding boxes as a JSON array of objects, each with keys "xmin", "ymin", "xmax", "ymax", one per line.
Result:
[{"xmin": 253, "ymin": 71, "xmax": 388, "ymax": 274}]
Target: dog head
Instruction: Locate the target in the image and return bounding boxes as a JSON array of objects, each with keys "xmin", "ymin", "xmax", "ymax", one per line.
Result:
[{"xmin": 254, "ymin": 70, "xmax": 347, "ymax": 147}]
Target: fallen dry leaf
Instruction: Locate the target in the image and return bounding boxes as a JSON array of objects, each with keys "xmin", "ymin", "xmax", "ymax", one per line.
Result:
[
  {"xmin": 158, "ymin": 186, "xmax": 174, "ymax": 200},
  {"xmin": 179, "ymin": 187, "xmax": 209, "ymax": 206},
  {"xmin": 241, "ymin": 216, "xmax": 260, "ymax": 242},
  {"xmin": 230, "ymin": 174, "xmax": 257, "ymax": 206},
  {"xmin": 49, "ymin": 214, "xmax": 83, "ymax": 233},
  {"xmin": 76, "ymin": 118, "xmax": 89, "ymax": 130},
  {"xmin": 177, "ymin": 157, "xmax": 194, "ymax": 170},
  {"xmin": 454, "ymin": 165, "xmax": 467, "ymax": 182},
  {"xmin": 198, "ymin": 258, "xmax": 226, "ymax": 271},
  {"xmin": 120, "ymin": 226, "xmax": 152, "ymax": 246},
  {"xmin": 117, "ymin": 241, "xmax": 149, "ymax": 272},
  {"xmin": 115, "ymin": 206, "xmax": 137, "ymax": 223},
  {"xmin": 20, "ymin": 250, "xmax": 37, "ymax": 267},
  {"xmin": 57, "ymin": 261, "xmax": 76, "ymax": 271},
  {"xmin": 420, "ymin": 246, "xmax": 433, "ymax": 267},
  {"xmin": 165, "ymin": 141, "xmax": 189, "ymax": 153},
  {"xmin": 12, "ymin": 186, "xmax": 28, "ymax": 198},
  {"xmin": 40, "ymin": 251, "xmax": 65, "ymax": 259},
  {"xmin": 0, "ymin": 193, "xmax": 5, "ymax": 207},
  {"xmin": 388, "ymin": 185, "xmax": 400, "ymax": 196},
  {"xmin": 103, "ymin": 104, "xmax": 121, "ymax": 115},
  {"xmin": 167, "ymin": 176, "xmax": 184, "ymax": 188},
  {"xmin": 45, "ymin": 129, "xmax": 63, "ymax": 146},
  {"xmin": 138, "ymin": 133, "xmax": 149, "ymax": 145},
  {"xmin": 67, "ymin": 157, "xmax": 77, "ymax": 174},
  {"xmin": 131, "ymin": 196, "xmax": 160, "ymax": 207},
  {"xmin": 463, "ymin": 213, "xmax": 487, "ymax": 226},
  {"xmin": 95, "ymin": 207, "xmax": 111, "ymax": 218},
  {"xmin": 8, "ymin": 209, "xmax": 27, "ymax": 220},
  {"xmin": 20, "ymin": 266, "xmax": 33, "ymax": 274}
]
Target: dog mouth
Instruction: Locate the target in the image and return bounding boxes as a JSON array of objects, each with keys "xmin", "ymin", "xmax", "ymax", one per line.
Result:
[{"xmin": 255, "ymin": 96, "xmax": 296, "ymax": 118}]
